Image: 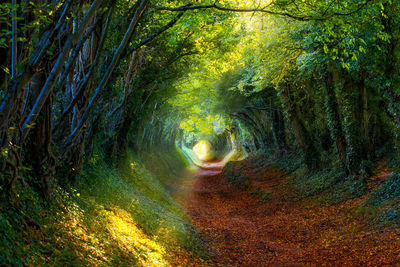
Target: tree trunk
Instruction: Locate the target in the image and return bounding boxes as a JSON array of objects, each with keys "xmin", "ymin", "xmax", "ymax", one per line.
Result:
[
  {"xmin": 341, "ymin": 77, "xmax": 364, "ymax": 174},
  {"xmin": 24, "ymin": 72, "xmax": 55, "ymax": 199},
  {"xmin": 269, "ymin": 104, "xmax": 286, "ymax": 150},
  {"xmin": 62, "ymin": 0, "xmax": 148, "ymax": 149},
  {"xmin": 324, "ymin": 67, "xmax": 349, "ymax": 174},
  {"xmin": 279, "ymin": 84, "xmax": 319, "ymax": 169},
  {"xmin": 360, "ymin": 85, "xmax": 374, "ymax": 159}
]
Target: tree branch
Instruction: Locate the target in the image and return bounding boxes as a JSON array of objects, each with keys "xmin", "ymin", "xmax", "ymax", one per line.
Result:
[
  {"xmin": 156, "ymin": 3, "xmax": 314, "ymax": 21},
  {"xmin": 21, "ymin": 0, "xmax": 107, "ymax": 137},
  {"xmin": 155, "ymin": 0, "xmax": 374, "ymax": 21},
  {"xmin": 128, "ymin": 11, "xmax": 185, "ymax": 55},
  {"xmin": 61, "ymin": 0, "xmax": 149, "ymax": 150},
  {"xmin": 244, "ymin": 105, "xmax": 282, "ymax": 112},
  {"xmin": 52, "ymin": 4, "xmax": 114, "ymax": 134}
]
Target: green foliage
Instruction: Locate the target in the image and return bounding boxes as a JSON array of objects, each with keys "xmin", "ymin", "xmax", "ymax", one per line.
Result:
[
  {"xmin": 289, "ymin": 167, "xmax": 344, "ymax": 197},
  {"xmin": 332, "ymin": 175, "xmax": 368, "ymax": 204},
  {"xmin": 378, "ymin": 203, "xmax": 400, "ymax": 222},
  {"xmin": 0, "ymin": 148, "xmax": 205, "ymax": 266},
  {"xmin": 222, "ymin": 161, "xmax": 250, "ymax": 190},
  {"xmin": 251, "ymin": 186, "xmax": 272, "ymax": 202},
  {"xmin": 366, "ymin": 172, "xmax": 400, "ymax": 207},
  {"xmin": 271, "ymin": 150, "xmax": 369, "ymax": 202},
  {"xmin": 276, "ymin": 152, "xmax": 304, "ymax": 174},
  {"xmin": 0, "ymin": 209, "xmax": 26, "ymax": 265}
]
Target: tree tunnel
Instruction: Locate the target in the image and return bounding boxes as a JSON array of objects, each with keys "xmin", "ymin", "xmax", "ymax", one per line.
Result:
[{"xmin": 1, "ymin": 0, "xmax": 400, "ymax": 265}]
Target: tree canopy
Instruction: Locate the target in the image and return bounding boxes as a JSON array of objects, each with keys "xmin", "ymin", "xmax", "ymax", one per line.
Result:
[{"xmin": 0, "ymin": 0, "xmax": 399, "ymax": 223}]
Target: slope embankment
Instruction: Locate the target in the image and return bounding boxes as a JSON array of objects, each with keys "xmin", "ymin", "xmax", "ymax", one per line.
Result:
[{"xmin": 0, "ymin": 148, "xmax": 205, "ymax": 266}]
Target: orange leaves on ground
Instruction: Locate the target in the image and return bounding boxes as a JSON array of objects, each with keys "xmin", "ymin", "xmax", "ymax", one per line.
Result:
[{"xmin": 179, "ymin": 161, "xmax": 400, "ymax": 266}]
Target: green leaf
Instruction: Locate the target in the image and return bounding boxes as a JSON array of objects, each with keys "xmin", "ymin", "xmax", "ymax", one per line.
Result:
[{"xmin": 323, "ymin": 44, "xmax": 329, "ymax": 54}]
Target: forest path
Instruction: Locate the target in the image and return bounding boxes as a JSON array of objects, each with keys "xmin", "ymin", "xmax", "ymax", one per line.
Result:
[{"xmin": 174, "ymin": 160, "xmax": 400, "ymax": 266}]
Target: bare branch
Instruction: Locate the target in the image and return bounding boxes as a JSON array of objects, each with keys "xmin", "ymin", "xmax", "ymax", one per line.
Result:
[{"xmin": 61, "ymin": 0, "xmax": 149, "ymax": 149}]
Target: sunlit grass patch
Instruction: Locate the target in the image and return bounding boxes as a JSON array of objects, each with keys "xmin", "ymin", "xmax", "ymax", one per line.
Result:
[
  {"xmin": 38, "ymin": 192, "xmax": 170, "ymax": 266},
  {"xmin": 101, "ymin": 206, "xmax": 168, "ymax": 266},
  {"xmin": 80, "ymin": 150, "xmax": 206, "ymax": 260},
  {"xmin": 0, "ymin": 148, "xmax": 205, "ymax": 266},
  {"xmin": 41, "ymin": 197, "xmax": 112, "ymax": 266}
]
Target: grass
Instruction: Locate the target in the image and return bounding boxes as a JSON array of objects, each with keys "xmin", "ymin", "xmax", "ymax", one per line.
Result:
[
  {"xmin": 0, "ymin": 148, "xmax": 205, "ymax": 266},
  {"xmin": 141, "ymin": 145, "xmax": 190, "ymax": 183}
]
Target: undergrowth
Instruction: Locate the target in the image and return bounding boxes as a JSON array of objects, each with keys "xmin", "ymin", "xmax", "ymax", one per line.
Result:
[
  {"xmin": 364, "ymin": 172, "xmax": 400, "ymax": 223},
  {"xmin": 244, "ymin": 147, "xmax": 400, "ymax": 225},
  {"xmin": 243, "ymin": 148, "xmax": 371, "ymax": 204},
  {"xmin": 251, "ymin": 187, "xmax": 272, "ymax": 202},
  {"xmin": 141, "ymin": 146, "xmax": 189, "ymax": 183},
  {"xmin": 222, "ymin": 161, "xmax": 250, "ymax": 190},
  {"xmin": 0, "ymin": 149, "xmax": 205, "ymax": 266}
]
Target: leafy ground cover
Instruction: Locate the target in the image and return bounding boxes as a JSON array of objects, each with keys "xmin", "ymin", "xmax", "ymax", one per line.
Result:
[{"xmin": 178, "ymin": 158, "xmax": 400, "ymax": 266}]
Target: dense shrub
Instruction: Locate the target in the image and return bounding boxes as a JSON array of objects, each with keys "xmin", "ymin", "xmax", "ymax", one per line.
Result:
[
  {"xmin": 251, "ymin": 187, "xmax": 272, "ymax": 202},
  {"xmin": 366, "ymin": 172, "xmax": 400, "ymax": 207},
  {"xmin": 289, "ymin": 168, "xmax": 344, "ymax": 197},
  {"xmin": 222, "ymin": 162, "xmax": 250, "ymax": 190},
  {"xmin": 332, "ymin": 175, "xmax": 367, "ymax": 203}
]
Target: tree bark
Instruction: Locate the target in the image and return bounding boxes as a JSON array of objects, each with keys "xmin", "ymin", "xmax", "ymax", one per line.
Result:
[
  {"xmin": 0, "ymin": 0, "xmax": 73, "ymax": 133},
  {"xmin": 279, "ymin": 84, "xmax": 319, "ymax": 169},
  {"xmin": 341, "ymin": 77, "xmax": 364, "ymax": 174},
  {"xmin": 325, "ymin": 66, "xmax": 349, "ymax": 174},
  {"xmin": 62, "ymin": 0, "xmax": 148, "ymax": 149},
  {"xmin": 269, "ymin": 102, "xmax": 286, "ymax": 150},
  {"xmin": 22, "ymin": 0, "xmax": 107, "ymax": 136}
]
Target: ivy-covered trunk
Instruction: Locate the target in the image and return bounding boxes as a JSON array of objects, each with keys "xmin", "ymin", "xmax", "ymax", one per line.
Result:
[
  {"xmin": 341, "ymin": 77, "xmax": 364, "ymax": 174},
  {"xmin": 324, "ymin": 67, "xmax": 348, "ymax": 174},
  {"xmin": 279, "ymin": 84, "xmax": 319, "ymax": 169},
  {"xmin": 381, "ymin": 2, "xmax": 400, "ymax": 130},
  {"xmin": 269, "ymin": 105, "xmax": 286, "ymax": 150}
]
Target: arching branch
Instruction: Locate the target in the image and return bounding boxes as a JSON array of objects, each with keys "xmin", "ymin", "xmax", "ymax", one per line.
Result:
[{"xmin": 155, "ymin": 0, "xmax": 374, "ymax": 21}]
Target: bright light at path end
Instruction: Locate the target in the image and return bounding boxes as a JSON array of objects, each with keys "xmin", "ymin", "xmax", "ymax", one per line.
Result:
[{"xmin": 193, "ymin": 140, "xmax": 214, "ymax": 161}]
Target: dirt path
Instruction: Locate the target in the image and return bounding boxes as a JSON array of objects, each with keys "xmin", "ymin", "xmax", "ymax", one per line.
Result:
[{"xmin": 174, "ymin": 161, "xmax": 400, "ymax": 266}]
